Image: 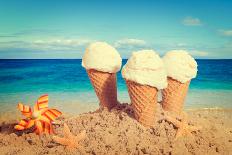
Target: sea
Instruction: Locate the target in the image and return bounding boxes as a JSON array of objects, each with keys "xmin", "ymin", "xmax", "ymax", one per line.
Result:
[{"xmin": 0, "ymin": 59, "xmax": 231, "ymax": 115}]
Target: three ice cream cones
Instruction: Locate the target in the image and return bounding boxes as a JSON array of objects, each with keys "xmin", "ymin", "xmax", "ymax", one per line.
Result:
[{"xmin": 82, "ymin": 42, "xmax": 198, "ymax": 127}]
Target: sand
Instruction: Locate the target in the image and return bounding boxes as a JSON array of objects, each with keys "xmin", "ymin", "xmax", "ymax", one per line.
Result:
[{"xmin": 0, "ymin": 103, "xmax": 232, "ymax": 155}]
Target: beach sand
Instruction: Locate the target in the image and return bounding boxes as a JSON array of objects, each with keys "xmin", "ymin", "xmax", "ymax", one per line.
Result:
[{"xmin": 0, "ymin": 103, "xmax": 232, "ymax": 155}]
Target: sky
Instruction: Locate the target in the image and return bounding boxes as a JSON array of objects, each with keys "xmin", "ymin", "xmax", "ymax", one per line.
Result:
[{"xmin": 0, "ymin": 0, "xmax": 232, "ymax": 59}]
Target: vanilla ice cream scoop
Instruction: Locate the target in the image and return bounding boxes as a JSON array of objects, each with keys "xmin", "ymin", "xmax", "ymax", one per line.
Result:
[
  {"xmin": 82, "ymin": 42, "xmax": 122, "ymax": 73},
  {"xmin": 122, "ymin": 50, "xmax": 167, "ymax": 89},
  {"xmin": 162, "ymin": 50, "xmax": 198, "ymax": 83}
]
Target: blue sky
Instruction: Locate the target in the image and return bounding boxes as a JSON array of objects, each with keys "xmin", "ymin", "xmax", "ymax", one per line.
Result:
[{"xmin": 0, "ymin": 0, "xmax": 232, "ymax": 59}]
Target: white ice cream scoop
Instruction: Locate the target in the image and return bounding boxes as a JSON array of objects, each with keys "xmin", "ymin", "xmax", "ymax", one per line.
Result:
[
  {"xmin": 82, "ymin": 42, "xmax": 122, "ymax": 73},
  {"xmin": 122, "ymin": 50, "xmax": 167, "ymax": 89},
  {"xmin": 162, "ymin": 50, "xmax": 198, "ymax": 83}
]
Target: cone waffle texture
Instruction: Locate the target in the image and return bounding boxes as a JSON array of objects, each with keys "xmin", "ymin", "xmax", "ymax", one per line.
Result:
[
  {"xmin": 87, "ymin": 69, "xmax": 118, "ymax": 109},
  {"xmin": 162, "ymin": 77, "xmax": 190, "ymax": 114},
  {"xmin": 126, "ymin": 80, "xmax": 158, "ymax": 127}
]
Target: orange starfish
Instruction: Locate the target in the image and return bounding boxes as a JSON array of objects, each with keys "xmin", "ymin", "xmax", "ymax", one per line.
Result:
[
  {"xmin": 14, "ymin": 94, "xmax": 62, "ymax": 135},
  {"xmin": 53, "ymin": 123, "xmax": 86, "ymax": 150},
  {"xmin": 165, "ymin": 112, "xmax": 202, "ymax": 140}
]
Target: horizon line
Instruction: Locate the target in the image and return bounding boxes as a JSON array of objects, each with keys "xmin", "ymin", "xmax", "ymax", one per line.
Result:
[{"xmin": 0, "ymin": 58, "xmax": 232, "ymax": 60}]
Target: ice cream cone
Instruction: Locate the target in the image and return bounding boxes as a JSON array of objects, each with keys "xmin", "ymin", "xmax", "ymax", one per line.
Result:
[
  {"xmin": 162, "ymin": 77, "xmax": 190, "ymax": 114},
  {"xmin": 122, "ymin": 50, "xmax": 167, "ymax": 127},
  {"xmin": 82, "ymin": 42, "xmax": 122, "ymax": 110},
  {"xmin": 126, "ymin": 80, "xmax": 158, "ymax": 127},
  {"xmin": 87, "ymin": 69, "xmax": 118, "ymax": 110},
  {"xmin": 162, "ymin": 50, "xmax": 197, "ymax": 114}
]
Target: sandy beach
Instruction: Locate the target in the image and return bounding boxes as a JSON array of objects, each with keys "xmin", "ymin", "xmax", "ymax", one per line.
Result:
[
  {"xmin": 1, "ymin": 0, "xmax": 232, "ymax": 154},
  {"xmin": 0, "ymin": 103, "xmax": 232, "ymax": 155}
]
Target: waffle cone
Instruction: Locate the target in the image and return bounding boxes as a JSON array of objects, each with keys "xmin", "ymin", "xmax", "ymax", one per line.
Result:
[
  {"xmin": 126, "ymin": 80, "xmax": 158, "ymax": 127},
  {"xmin": 162, "ymin": 77, "xmax": 190, "ymax": 114},
  {"xmin": 87, "ymin": 69, "xmax": 118, "ymax": 110}
]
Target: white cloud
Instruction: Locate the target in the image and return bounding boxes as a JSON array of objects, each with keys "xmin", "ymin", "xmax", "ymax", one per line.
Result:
[
  {"xmin": 114, "ymin": 38, "xmax": 147, "ymax": 49},
  {"xmin": 218, "ymin": 29, "xmax": 232, "ymax": 37},
  {"xmin": 33, "ymin": 39, "xmax": 92, "ymax": 46},
  {"xmin": 182, "ymin": 17, "xmax": 202, "ymax": 26},
  {"xmin": 176, "ymin": 43, "xmax": 188, "ymax": 47},
  {"xmin": 189, "ymin": 50, "xmax": 209, "ymax": 57},
  {"xmin": 0, "ymin": 38, "xmax": 149, "ymax": 55},
  {"xmin": 0, "ymin": 39, "xmax": 94, "ymax": 51},
  {"xmin": 32, "ymin": 39, "xmax": 93, "ymax": 50}
]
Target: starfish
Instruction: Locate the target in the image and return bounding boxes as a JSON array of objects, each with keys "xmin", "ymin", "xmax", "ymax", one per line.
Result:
[
  {"xmin": 165, "ymin": 112, "xmax": 202, "ymax": 140},
  {"xmin": 53, "ymin": 123, "xmax": 86, "ymax": 150}
]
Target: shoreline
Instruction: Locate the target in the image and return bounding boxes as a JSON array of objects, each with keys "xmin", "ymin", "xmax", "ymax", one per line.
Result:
[
  {"xmin": 1, "ymin": 89, "xmax": 232, "ymax": 111},
  {"xmin": 1, "ymin": 103, "xmax": 232, "ymax": 122},
  {"xmin": 1, "ymin": 102, "xmax": 232, "ymax": 118}
]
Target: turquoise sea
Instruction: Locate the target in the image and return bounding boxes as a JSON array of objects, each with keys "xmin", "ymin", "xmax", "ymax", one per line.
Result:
[{"xmin": 0, "ymin": 59, "xmax": 231, "ymax": 115}]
